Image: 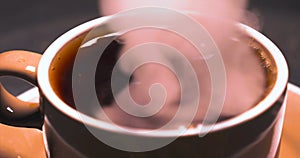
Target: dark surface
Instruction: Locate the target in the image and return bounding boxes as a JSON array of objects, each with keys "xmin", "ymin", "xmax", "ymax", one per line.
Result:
[{"xmin": 0, "ymin": 0, "xmax": 299, "ymax": 96}]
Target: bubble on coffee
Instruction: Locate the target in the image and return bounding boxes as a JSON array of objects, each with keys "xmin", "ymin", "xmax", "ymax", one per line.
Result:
[{"xmin": 82, "ymin": 0, "xmax": 266, "ymax": 129}]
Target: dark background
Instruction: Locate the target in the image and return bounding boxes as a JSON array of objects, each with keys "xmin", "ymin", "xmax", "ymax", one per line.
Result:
[{"xmin": 0, "ymin": 0, "xmax": 299, "ymax": 95}]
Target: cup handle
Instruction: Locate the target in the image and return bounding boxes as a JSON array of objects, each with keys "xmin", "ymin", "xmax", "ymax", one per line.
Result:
[{"xmin": 0, "ymin": 50, "xmax": 42, "ymax": 126}]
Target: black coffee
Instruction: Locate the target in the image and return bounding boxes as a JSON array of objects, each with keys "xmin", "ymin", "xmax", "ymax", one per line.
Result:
[
  {"xmin": 50, "ymin": 38, "xmax": 124, "ymax": 108},
  {"xmin": 49, "ymin": 32, "xmax": 271, "ymax": 129}
]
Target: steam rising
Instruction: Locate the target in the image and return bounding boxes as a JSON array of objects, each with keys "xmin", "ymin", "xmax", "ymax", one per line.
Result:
[{"xmin": 96, "ymin": 0, "xmax": 265, "ymax": 129}]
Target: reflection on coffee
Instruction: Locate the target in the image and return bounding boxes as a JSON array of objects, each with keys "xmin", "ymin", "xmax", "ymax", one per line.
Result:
[{"xmin": 50, "ymin": 30, "xmax": 268, "ymax": 130}]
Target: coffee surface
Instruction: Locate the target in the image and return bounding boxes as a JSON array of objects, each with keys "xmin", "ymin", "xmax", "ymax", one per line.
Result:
[{"xmin": 51, "ymin": 30, "xmax": 267, "ymax": 130}]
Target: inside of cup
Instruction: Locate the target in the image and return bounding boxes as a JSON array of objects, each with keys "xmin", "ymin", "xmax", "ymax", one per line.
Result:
[{"xmin": 47, "ymin": 22, "xmax": 279, "ymax": 133}]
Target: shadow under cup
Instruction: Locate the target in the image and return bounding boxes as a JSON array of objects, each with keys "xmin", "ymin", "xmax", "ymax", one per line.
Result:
[{"xmin": 38, "ymin": 18, "xmax": 288, "ymax": 157}]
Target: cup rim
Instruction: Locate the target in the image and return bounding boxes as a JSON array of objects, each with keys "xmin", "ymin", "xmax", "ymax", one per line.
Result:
[{"xmin": 38, "ymin": 16, "xmax": 288, "ymax": 137}]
